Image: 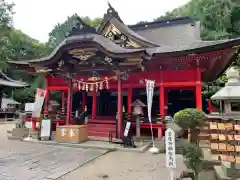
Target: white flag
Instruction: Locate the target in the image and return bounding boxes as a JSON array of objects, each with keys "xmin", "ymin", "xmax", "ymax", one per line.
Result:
[
  {"xmin": 32, "ymin": 88, "xmax": 47, "ymax": 118},
  {"xmin": 145, "ymin": 79, "xmax": 155, "ymax": 123}
]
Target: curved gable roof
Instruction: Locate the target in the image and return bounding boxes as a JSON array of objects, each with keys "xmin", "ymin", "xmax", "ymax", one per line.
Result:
[
  {"xmin": 129, "ymin": 17, "xmax": 201, "ymax": 46},
  {"xmin": 97, "ymin": 3, "xmax": 158, "ymax": 48},
  {"xmin": 0, "ymin": 71, "xmax": 28, "ymax": 87}
]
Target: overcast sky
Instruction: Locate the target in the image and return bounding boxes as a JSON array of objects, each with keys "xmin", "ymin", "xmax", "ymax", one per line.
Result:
[{"xmin": 7, "ymin": 0, "xmax": 190, "ymax": 42}]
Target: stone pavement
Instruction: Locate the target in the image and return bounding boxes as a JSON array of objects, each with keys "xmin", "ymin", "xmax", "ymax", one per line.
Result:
[
  {"xmin": 0, "ymin": 124, "xmax": 108, "ymax": 180},
  {"xmin": 58, "ymin": 151, "xmax": 186, "ymax": 180}
]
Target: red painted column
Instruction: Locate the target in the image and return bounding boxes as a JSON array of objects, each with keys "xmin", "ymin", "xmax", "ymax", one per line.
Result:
[
  {"xmin": 43, "ymin": 77, "xmax": 49, "ymax": 116},
  {"xmin": 208, "ymin": 99, "xmax": 212, "ymax": 113},
  {"xmin": 61, "ymin": 91, "xmax": 65, "ymax": 113},
  {"xmin": 92, "ymin": 90, "xmax": 97, "ymax": 118},
  {"xmin": 66, "ymin": 79, "xmax": 73, "ymax": 125},
  {"xmin": 127, "ymin": 88, "xmax": 132, "ymax": 114},
  {"xmin": 164, "ymin": 88, "xmax": 168, "ymax": 115},
  {"xmin": 196, "ymin": 64, "xmax": 202, "ymax": 110},
  {"xmin": 159, "ymin": 86, "xmax": 165, "ymax": 116},
  {"xmin": 196, "ymin": 84, "xmax": 202, "ymax": 110},
  {"xmin": 82, "ymin": 92, "xmax": 86, "ymax": 112},
  {"xmin": 117, "ymin": 75, "xmax": 123, "ymax": 138}
]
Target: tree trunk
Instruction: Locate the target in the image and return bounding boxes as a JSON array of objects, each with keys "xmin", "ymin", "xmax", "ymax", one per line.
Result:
[{"xmin": 190, "ymin": 127, "xmax": 198, "ymax": 145}]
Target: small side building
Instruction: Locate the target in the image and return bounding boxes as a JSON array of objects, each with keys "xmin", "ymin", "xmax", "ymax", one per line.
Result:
[{"xmin": 0, "ymin": 71, "xmax": 28, "ymax": 121}]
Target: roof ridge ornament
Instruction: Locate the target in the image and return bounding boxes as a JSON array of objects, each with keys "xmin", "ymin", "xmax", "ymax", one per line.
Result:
[
  {"xmin": 105, "ymin": 2, "xmax": 123, "ymax": 22},
  {"xmin": 68, "ymin": 16, "xmax": 97, "ymax": 36},
  {"xmin": 225, "ymin": 67, "xmax": 240, "ymax": 86}
]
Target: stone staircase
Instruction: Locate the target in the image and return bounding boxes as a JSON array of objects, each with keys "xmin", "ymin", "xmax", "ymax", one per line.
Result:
[
  {"xmin": 214, "ymin": 162, "xmax": 240, "ymax": 180},
  {"xmin": 88, "ymin": 123, "xmax": 116, "ymax": 137}
]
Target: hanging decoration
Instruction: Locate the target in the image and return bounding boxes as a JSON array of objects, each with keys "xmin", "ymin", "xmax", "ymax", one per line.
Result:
[
  {"xmin": 63, "ymin": 75, "xmax": 118, "ymax": 92},
  {"xmin": 55, "ymin": 68, "xmax": 129, "ymax": 92}
]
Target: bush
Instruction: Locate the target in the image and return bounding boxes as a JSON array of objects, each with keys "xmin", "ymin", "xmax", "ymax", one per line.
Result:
[
  {"xmin": 174, "ymin": 108, "xmax": 205, "ymax": 129},
  {"xmin": 174, "ymin": 108, "xmax": 205, "ymax": 144},
  {"xmin": 181, "ymin": 142, "xmax": 203, "ymax": 180}
]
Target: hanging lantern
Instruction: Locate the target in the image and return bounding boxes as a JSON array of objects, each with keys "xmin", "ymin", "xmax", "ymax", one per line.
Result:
[
  {"xmin": 96, "ymin": 83, "xmax": 99, "ymax": 92},
  {"xmin": 105, "ymin": 77, "xmax": 109, "ymax": 89},
  {"xmin": 86, "ymin": 84, "xmax": 88, "ymax": 91},
  {"xmin": 73, "ymin": 81, "xmax": 78, "ymax": 89},
  {"xmin": 82, "ymin": 83, "xmax": 85, "ymax": 90},
  {"xmin": 99, "ymin": 82, "xmax": 103, "ymax": 90},
  {"xmin": 90, "ymin": 84, "xmax": 94, "ymax": 91}
]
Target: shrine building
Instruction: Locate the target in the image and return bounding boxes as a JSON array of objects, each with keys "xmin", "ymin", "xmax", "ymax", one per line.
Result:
[{"xmin": 8, "ymin": 4, "xmax": 240, "ymax": 138}]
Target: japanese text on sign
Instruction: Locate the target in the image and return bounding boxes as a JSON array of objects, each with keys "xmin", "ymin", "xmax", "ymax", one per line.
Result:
[{"xmin": 165, "ymin": 128, "xmax": 176, "ymax": 168}]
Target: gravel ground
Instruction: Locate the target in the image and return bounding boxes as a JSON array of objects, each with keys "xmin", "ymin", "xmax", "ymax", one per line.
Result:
[
  {"xmin": 1, "ymin": 123, "xmax": 216, "ymax": 180},
  {"xmin": 58, "ymin": 151, "xmax": 186, "ymax": 180}
]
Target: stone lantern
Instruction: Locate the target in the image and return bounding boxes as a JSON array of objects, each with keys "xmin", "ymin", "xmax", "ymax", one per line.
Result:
[
  {"xmin": 211, "ymin": 67, "xmax": 240, "ymax": 115},
  {"xmin": 131, "ymin": 99, "xmax": 146, "ymax": 137}
]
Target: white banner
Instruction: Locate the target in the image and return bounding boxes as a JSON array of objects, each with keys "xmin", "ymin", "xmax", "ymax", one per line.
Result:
[
  {"xmin": 32, "ymin": 88, "xmax": 47, "ymax": 118},
  {"xmin": 145, "ymin": 79, "xmax": 155, "ymax": 123}
]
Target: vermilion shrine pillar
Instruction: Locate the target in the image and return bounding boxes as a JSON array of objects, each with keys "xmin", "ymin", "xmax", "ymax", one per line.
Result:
[
  {"xmin": 117, "ymin": 73, "xmax": 123, "ymax": 138},
  {"xmin": 66, "ymin": 78, "xmax": 73, "ymax": 125},
  {"xmin": 159, "ymin": 85, "xmax": 165, "ymax": 116},
  {"xmin": 196, "ymin": 64, "xmax": 202, "ymax": 110},
  {"xmin": 196, "ymin": 84, "xmax": 202, "ymax": 110},
  {"xmin": 82, "ymin": 92, "xmax": 86, "ymax": 112},
  {"xmin": 92, "ymin": 90, "xmax": 97, "ymax": 118},
  {"xmin": 127, "ymin": 88, "xmax": 132, "ymax": 114},
  {"xmin": 44, "ymin": 77, "xmax": 49, "ymax": 116},
  {"xmin": 164, "ymin": 88, "xmax": 168, "ymax": 115},
  {"xmin": 61, "ymin": 92, "xmax": 65, "ymax": 112}
]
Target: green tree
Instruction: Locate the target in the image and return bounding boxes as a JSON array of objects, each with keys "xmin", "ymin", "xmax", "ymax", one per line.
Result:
[
  {"xmin": 174, "ymin": 108, "xmax": 205, "ymax": 144},
  {"xmin": 181, "ymin": 142, "xmax": 204, "ymax": 180},
  {"xmin": 0, "ymin": 0, "xmax": 14, "ymax": 70}
]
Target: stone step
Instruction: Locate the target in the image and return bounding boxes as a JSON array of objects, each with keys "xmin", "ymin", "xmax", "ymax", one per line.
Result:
[
  {"xmin": 88, "ymin": 131, "xmax": 116, "ymax": 137},
  {"xmin": 12, "ymin": 128, "xmax": 29, "ymax": 137},
  {"xmin": 6, "ymin": 130, "xmax": 12, "ymax": 134},
  {"xmin": 7, "ymin": 136, "xmax": 23, "ymax": 140},
  {"xmin": 214, "ymin": 165, "xmax": 240, "ymax": 180},
  {"xmin": 221, "ymin": 162, "xmax": 240, "ymax": 178}
]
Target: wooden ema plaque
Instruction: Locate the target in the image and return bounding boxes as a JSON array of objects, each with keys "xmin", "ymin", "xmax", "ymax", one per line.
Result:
[
  {"xmin": 209, "ymin": 119, "xmax": 240, "ymax": 163},
  {"xmin": 199, "ymin": 121, "xmax": 210, "ymax": 140},
  {"xmin": 56, "ymin": 125, "xmax": 88, "ymax": 143}
]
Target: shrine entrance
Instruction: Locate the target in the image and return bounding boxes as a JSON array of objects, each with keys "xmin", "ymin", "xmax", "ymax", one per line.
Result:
[{"xmin": 167, "ymin": 89, "xmax": 196, "ymax": 116}]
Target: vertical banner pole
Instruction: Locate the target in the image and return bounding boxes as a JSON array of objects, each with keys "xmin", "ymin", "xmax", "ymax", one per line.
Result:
[
  {"xmin": 146, "ymin": 79, "xmax": 159, "ymax": 153},
  {"xmin": 170, "ymin": 168, "xmax": 174, "ymax": 180}
]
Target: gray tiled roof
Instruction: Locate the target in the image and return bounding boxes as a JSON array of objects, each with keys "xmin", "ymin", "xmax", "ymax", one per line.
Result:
[
  {"xmin": 146, "ymin": 38, "xmax": 240, "ymax": 55},
  {"xmin": 133, "ymin": 22, "xmax": 201, "ymax": 46},
  {"xmin": 0, "ymin": 71, "xmax": 28, "ymax": 87},
  {"xmin": 129, "ymin": 17, "xmax": 201, "ymax": 46},
  {"xmin": 9, "ymin": 34, "xmax": 150, "ymax": 65}
]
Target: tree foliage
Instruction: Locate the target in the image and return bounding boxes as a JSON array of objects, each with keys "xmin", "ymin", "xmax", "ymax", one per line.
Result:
[
  {"xmin": 181, "ymin": 142, "xmax": 204, "ymax": 180},
  {"xmin": 174, "ymin": 108, "xmax": 205, "ymax": 129},
  {"xmin": 174, "ymin": 108, "xmax": 205, "ymax": 144}
]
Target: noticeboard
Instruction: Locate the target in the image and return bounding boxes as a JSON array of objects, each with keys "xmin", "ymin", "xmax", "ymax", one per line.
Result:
[{"xmin": 40, "ymin": 118, "xmax": 51, "ymax": 140}]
